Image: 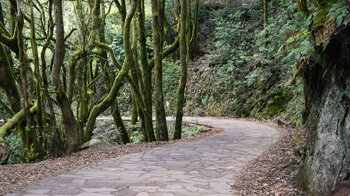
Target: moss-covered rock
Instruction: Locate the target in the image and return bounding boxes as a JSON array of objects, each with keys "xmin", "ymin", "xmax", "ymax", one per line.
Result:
[{"xmin": 299, "ymin": 21, "xmax": 350, "ymax": 194}]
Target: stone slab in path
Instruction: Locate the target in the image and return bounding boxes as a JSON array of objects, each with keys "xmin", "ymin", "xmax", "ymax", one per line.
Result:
[{"xmin": 7, "ymin": 117, "xmax": 280, "ymax": 196}]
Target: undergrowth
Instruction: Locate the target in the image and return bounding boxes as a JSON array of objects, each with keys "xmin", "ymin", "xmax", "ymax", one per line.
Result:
[{"xmin": 182, "ymin": 0, "xmax": 317, "ymax": 127}]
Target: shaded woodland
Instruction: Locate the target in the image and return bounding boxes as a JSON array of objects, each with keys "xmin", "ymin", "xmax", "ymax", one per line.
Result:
[
  {"xmin": 0, "ymin": 0, "xmax": 199, "ymax": 163},
  {"xmin": 0, "ymin": 0, "xmax": 350, "ymax": 194}
]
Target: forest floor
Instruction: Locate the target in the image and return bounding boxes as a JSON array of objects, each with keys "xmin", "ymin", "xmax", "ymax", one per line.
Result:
[
  {"xmin": 231, "ymin": 118, "xmax": 306, "ymax": 195},
  {"xmin": 4, "ymin": 117, "xmax": 279, "ymax": 195},
  {"xmin": 0, "ymin": 118, "xmax": 221, "ymax": 196}
]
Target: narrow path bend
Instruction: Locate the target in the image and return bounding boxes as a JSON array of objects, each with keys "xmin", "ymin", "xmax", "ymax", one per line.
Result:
[{"xmin": 9, "ymin": 117, "xmax": 280, "ymax": 196}]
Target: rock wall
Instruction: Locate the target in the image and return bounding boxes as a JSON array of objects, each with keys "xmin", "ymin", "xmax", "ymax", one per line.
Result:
[{"xmin": 299, "ymin": 21, "xmax": 350, "ymax": 194}]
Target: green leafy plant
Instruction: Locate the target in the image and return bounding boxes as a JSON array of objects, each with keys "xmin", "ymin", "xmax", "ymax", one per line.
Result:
[
  {"xmin": 130, "ymin": 124, "xmax": 143, "ymax": 144},
  {"xmin": 182, "ymin": 126, "xmax": 203, "ymax": 137},
  {"xmin": 24, "ymin": 144, "xmax": 39, "ymax": 163},
  {"xmin": 5, "ymin": 132, "xmax": 23, "ymax": 164},
  {"xmin": 327, "ymin": 1, "xmax": 349, "ymax": 26},
  {"xmin": 163, "ymin": 61, "xmax": 180, "ymax": 116}
]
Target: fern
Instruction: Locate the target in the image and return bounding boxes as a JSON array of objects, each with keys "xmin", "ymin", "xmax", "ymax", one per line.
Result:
[{"xmin": 327, "ymin": 1, "xmax": 349, "ymax": 26}]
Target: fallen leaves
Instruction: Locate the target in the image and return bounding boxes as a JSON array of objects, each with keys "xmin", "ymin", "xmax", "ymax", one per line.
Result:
[{"xmin": 231, "ymin": 119, "xmax": 305, "ymax": 195}]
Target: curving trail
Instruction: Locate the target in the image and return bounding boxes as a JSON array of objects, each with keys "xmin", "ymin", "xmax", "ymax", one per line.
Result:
[{"xmin": 9, "ymin": 117, "xmax": 279, "ymax": 196}]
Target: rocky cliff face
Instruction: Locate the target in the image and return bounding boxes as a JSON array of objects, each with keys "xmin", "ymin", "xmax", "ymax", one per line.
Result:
[{"xmin": 299, "ymin": 19, "xmax": 350, "ymax": 194}]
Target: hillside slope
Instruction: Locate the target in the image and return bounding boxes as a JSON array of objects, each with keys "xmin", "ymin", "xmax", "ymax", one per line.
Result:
[{"xmin": 183, "ymin": 0, "xmax": 304, "ymax": 127}]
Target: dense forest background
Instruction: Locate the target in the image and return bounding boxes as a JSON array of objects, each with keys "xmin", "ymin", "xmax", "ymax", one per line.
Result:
[{"xmin": 0, "ymin": 0, "xmax": 350, "ymax": 194}]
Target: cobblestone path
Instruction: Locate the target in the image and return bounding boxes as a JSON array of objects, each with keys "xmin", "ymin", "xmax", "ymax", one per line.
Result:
[{"xmin": 9, "ymin": 117, "xmax": 279, "ymax": 196}]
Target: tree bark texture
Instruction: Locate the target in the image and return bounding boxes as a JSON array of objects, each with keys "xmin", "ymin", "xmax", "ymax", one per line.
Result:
[
  {"xmin": 53, "ymin": 0, "xmax": 80, "ymax": 153},
  {"xmin": 151, "ymin": 0, "xmax": 169, "ymax": 141},
  {"xmin": 174, "ymin": 0, "xmax": 187, "ymax": 140},
  {"xmin": 84, "ymin": 0, "xmax": 138, "ymax": 142}
]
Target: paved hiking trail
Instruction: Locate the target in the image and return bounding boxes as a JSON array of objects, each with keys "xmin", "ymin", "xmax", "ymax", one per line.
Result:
[{"xmin": 8, "ymin": 117, "xmax": 280, "ymax": 196}]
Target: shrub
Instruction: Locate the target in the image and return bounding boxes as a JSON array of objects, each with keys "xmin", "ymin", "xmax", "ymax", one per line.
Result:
[
  {"xmin": 182, "ymin": 126, "xmax": 203, "ymax": 137},
  {"xmin": 5, "ymin": 132, "xmax": 23, "ymax": 164}
]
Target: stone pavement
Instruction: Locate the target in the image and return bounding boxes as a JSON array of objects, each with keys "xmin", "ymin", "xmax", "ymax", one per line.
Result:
[{"xmin": 8, "ymin": 117, "xmax": 280, "ymax": 196}]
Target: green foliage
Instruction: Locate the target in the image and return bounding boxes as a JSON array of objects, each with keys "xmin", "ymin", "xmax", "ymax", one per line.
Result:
[
  {"xmin": 0, "ymin": 108, "xmax": 10, "ymax": 120},
  {"xmin": 207, "ymin": 7, "xmax": 254, "ymax": 66},
  {"xmin": 327, "ymin": 1, "xmax": 349, "ymax": 26},
  {"xmin": 106, "ymin": 129, "xmax": 119, "ymax": 144},
  {"xmin": 0, "ymin": 92, "xmax": 11, "ymax": 119},
  {"xmin": 5, "ymin": 126, "xmax": 48, "ymax": 164},
  {"xmin": 95, "ymin": 120, "xmax": 120, "ymax": 144},
  {"xmin": 182, "ymin": 126, "xmax": 203, "ymax": 137},
  {"xmin": 182, "ymin": 0, "xmax": 309, "ymax": 125},
  {"xmin": 112, "ymin": 33, "xmax": 125, "ymax": 64},
  {"xmin": 163, "ymin": 61, "xmax": 180, "ymax": 115},
  {"xmin": 118, "ymin": 84, "xmax": 132, "ymax": 116},
  {"xmin": 24, "ymin": 144, "xmax": 39, "ymax": 163},
  {"xmin": 5, "ymin": 132, "xmax": 22, "ymax": 164},
  {"xmin": 130, "ymin": 124, "xmax": 143, "ymax": 144},
  {"xmin": 279, "ymin": 16, "xmax": 314, "ymax": 64},
  {"xmin": 167, "ymin": 121, "xmax": 175, "ymax": 133},
  {"xmin": 284, "ymin": 82, "xmax": 305, "ymax": 128}
]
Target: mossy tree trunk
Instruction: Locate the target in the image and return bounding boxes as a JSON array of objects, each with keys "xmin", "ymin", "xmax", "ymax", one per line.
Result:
[
  {"xmin": 40, "ymin": 0, "xmax": 64, "ymax": 156},
  {"xmin": 296, "ymin": 0, "xmax": 310, "ymax": 18},
  {"xmin": 0, "ymin": 4, "xmax": 20, "ymax": 114},
  {"xmin": 29, "ymin": 0, "xmax": 44, "ymax": 131},
  {"xmin": 263, "ymin": 0, "xmax": 268, "ymax": 46},
  {"xmin": 185, "ymin": 0, "xmax": 191, "ymax": 61},
  {"xmin": 52, "ymin": 0, "xmax": 80, "ymax": 153},
  {"xmin": 130, "ymin": 16, "xmax": 140, "ymax": 135},
  {"xmin": 96, "ymin": 41, "xmax": 149, "ymax": 143},
  {"xmin": 0, "ymin": 103, "xmax": 38, "ymax": 164},
  {"xmin": 112, "ymin": 98, "xmax": 130, "ymax": 144},
  {"xmin": 84, "ymin": 0, "xmax": 138, "ymax": 143},
  {"xmin": 94, "ymin": 0, "xmax": 112, "ymax": 91},
  {"xmin": 0, "ymin": 1, "xmax": 19, "ymax": 56},
  {"xmin": 189, "ymin": 0, "xmax": 199, "ymax": 58},
  {"xmin": 28, "ymin": 0, "xmax": 46, "ymax": 158},
  {"xmin": 0, "ymin": 43, "xmax": 20, "ymax": 114},
  {"xmin": 137, "ymin": 0, "xmax": 155, "ymax": 142},
  {"xmin": 151, "ymin": 0, "xmax": 169, "ymax": 141},
  {"xmin": 16, "ymin": 0, "xmax": 38, "ymax": 151},
  {"xmin": 173, "ymin": 0, "xmax": 187, "ymax": 140}
]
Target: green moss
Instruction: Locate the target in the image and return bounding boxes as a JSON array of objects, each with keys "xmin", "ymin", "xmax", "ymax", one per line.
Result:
[
  {"xmin": 207, "ymin": 104, "xmax": 225, "ymax": 117},
  {"xmin": 80, "ymin": 140, "xmax": 91, "ymax": 149},
  {"xmin": 296, "ymin": 162, "xmax": 311, "ymax": 191},
  {"xmin": 245, "ymin": 89, "xmax": 293, "ymax": 119}
]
